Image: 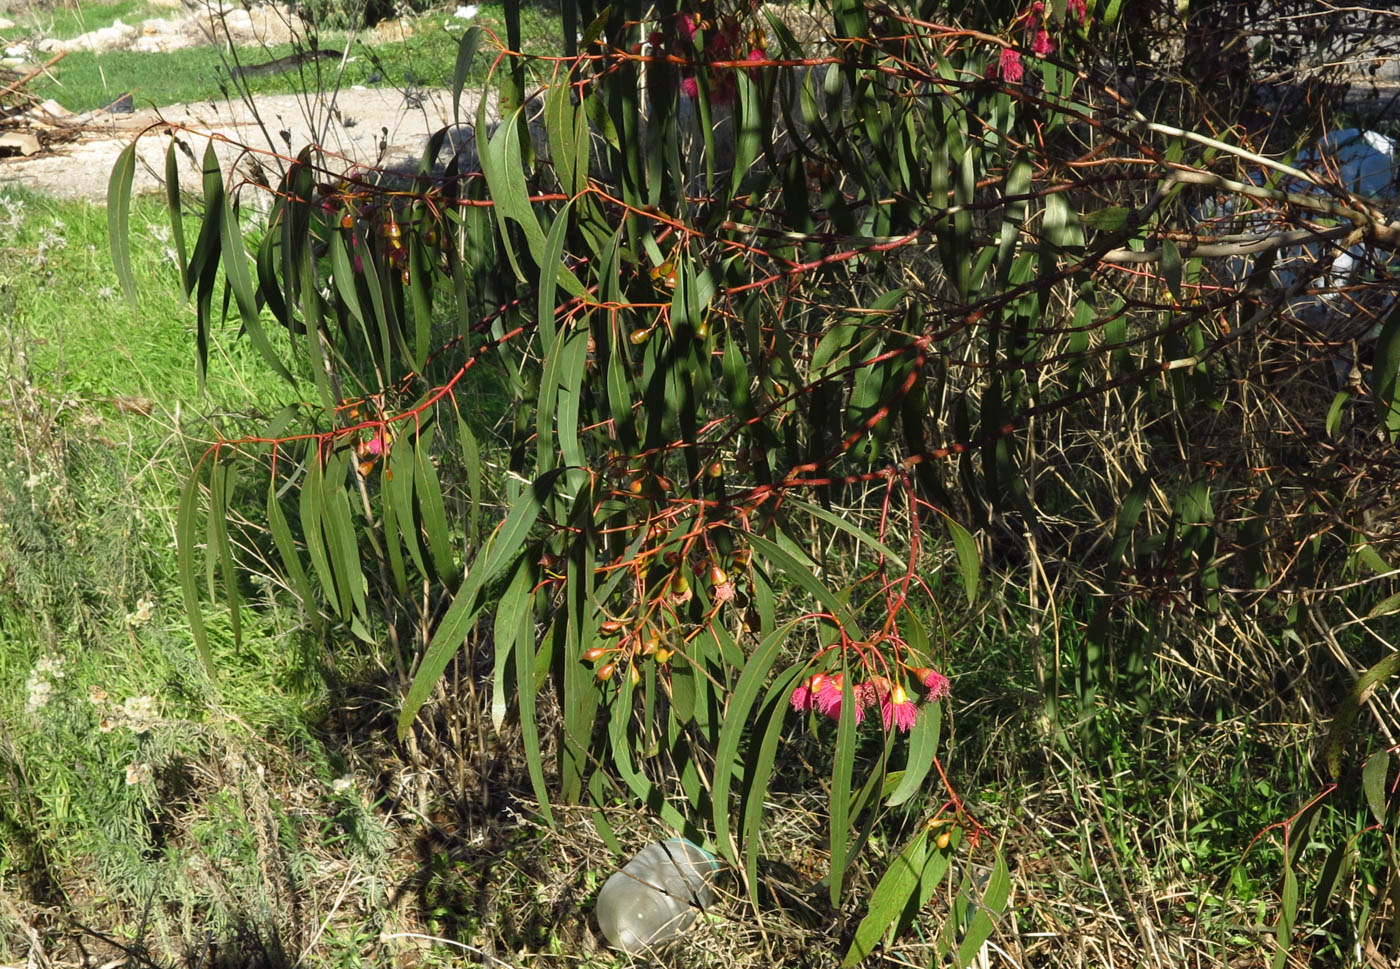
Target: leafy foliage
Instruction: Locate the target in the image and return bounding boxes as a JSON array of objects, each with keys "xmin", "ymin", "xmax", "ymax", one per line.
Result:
[{"xmin": 110, "ymin": 0, "xmax": 1400, "ymax": 960}]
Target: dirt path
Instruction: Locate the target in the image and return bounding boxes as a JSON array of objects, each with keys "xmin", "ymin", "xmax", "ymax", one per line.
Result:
[{"xmin": 0, "ymin": 85, "xmax": 483, "ymax": 201}]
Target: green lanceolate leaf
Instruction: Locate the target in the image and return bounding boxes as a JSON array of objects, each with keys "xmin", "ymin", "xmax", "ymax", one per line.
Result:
[
  {"xmin": 740, "ymin": 664, "xmax": 806, "ymax": 906},
  {"xmin": 217, "ymin": 149, "xmax": 294, "ymax": 384},
  {"xmin": 1271, "ymin": 861, "xmax": 1297, "ymax": 969},
  {"xmin": 1363, "ymin": 748, "xmax": 1390, "ymax": 824},
  {"xmin": 789, "ymin": 498, "xmax": 907, "ymax": 571},
  {"xmin": 843, "ymin": 829, "xmax": 930, "ymax": 966},
  {"xmin": 455, "ymin": 412, "xmax": 482, "ymax": 546},
  {"xmin": 886, "ymin": 702, "xmax": 943, "ymax": 807},
  {"xmin": 515, "ymin": 578, "xmax": 553, "ymax": 825},
  {"xmin": 1372, "ymin": 302, "xmax": 1400, "ymax": 436},
  {"xmin": 1106, "ymin": 472, "xmax": 1151, "ymax": 582},
  {"xmin": 941, "ymin": 514, "xmax": 979, "ymax": 604},
  {"xmin": 451, "ymin": 26, "xmax": 481, "ymax": 128},
  {"xmin": 830, "ymin": 671, "xmax": 857, "ymax": 906},
  {"xmin": 164, "ymin": 139, "xmax": 188, "ymax": 299},
  {"xmin": 413, "ymin": 436, "xmax": 456, "ymax": 578},
  {"xmin": 107, "ymin": 141, "xmax": 139, "ymax": 307},
  {"xmin": 266, "ymin": 476, "xmax": 318, "ymax": 631},
  {"xmin": 398, "ymin": 471, "xmax": 556, "ymax": 738},
  {"xmin": 493, "ymin": 559, "xmax": 534, "ymax": 731},
  {"xmin": 176, "ymin": 462, "xmax": 214, "ymax": 676},
  {"xmin": 1312, "ymin": 841, "xmax": 1356, "ymax": 924},
  {"xmin": 300, "ymin": 450, "xmax": 338, "ymax": 618},
  {"xmin": 208, "ymin": 457, "xmax": 242, "ymax": 651},
  {"xmin": 608, "ymin": 663, "xmax": 695, "ymax": 838},
  {"xmin": 320, "ymin": 453, "xmax": 369, "ymax": 627},
  {"xmin": 712, "ymin": 619, "xmax": 801, "ymax": 862},
  {"xmin": 1325, "ymin": 650, "xmax": 1400, "ymax": 778},
  {"xmin": 956, "ymin": 850, "xmax": 1011, "ymax": 968},
  {"xmin": 747, "ymin": 531, "xmax": 856, "ymax": 630}
]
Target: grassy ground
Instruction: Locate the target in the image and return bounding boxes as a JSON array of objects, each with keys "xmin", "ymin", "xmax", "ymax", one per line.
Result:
[{"xmin": 16, "ymin": 2, "xmax": 559, "ymax": 113}]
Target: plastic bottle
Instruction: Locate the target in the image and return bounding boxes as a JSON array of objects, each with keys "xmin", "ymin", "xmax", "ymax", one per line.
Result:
[{"xmin": 594, "ymin": 839, "xmax": 719, "ymax": 953}]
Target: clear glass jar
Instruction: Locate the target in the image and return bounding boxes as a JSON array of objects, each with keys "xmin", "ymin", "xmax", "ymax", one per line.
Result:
[{"xmin": 594, "ymin": 839, "xmax": 719, "ymax": 953}]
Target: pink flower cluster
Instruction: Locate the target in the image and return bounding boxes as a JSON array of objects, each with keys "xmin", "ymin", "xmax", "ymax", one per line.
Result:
[
  {"xmin": 790, "ymin": 667, "xmax": 949, "ymax": 733},
  {"xmin": 658, "ymin": 9, "xmax": 767, "ymax": 106},
  {"xmin": 993, "ymin": 0, "xmax": 1089, "ymax": 83}
]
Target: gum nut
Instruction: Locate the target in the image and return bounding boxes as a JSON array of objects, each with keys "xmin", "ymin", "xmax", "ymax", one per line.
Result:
[
  {"xmin": 707, "ymin": 461, "xmax": 723, "ymax": 478},
  {"xmin": 597, "ymin": 662, "xmax": 617, "ymax": 681},
  {"xmin": 630, "ymin": 328, "xmax": 652, "ymax": 345},
  {"xmin": 936, "ymin": 830, "xmax": 952, "ymax": 850},
  {"xmin": 709, "ymin": 565, "xmax": 728, "ymax": 586},
  {"xmin": 583, "ymin": 646, "xmax": 609, "ymax": 661}
]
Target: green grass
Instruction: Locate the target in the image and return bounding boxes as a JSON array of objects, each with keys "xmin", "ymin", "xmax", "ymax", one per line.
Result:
[
  {"xmin": 0, "ymin": 186, "xmax": 392, "ymax": 963},
  {"xmin": 25, "ymin": 3, "xmax": 562, "ymax": 113},
  {"xmin": 9, "ymin": 0, "xmax": 170, "ymax": 41}
]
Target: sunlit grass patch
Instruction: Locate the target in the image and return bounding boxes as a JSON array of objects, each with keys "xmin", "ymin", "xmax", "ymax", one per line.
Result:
[{"xmin": 23, "ymin": 3, "xmax": 561, "ymax": 113}]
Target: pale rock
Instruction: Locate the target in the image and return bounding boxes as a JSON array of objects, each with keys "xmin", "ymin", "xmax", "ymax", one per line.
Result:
[{"xmin": 0, "ymin": 132, "xmax": 41, "ymax": 157}]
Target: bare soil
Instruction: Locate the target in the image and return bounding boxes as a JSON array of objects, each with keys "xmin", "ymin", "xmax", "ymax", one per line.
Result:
[
  {"xmin": 0, "ymin": 86, "xmax": 481, "ymax": 200},
  {"xmin": 0, "ymin": 2, "xmax": 471, "ymax": 200}
]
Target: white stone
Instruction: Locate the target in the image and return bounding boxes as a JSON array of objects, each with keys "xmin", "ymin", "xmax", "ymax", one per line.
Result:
[
  {"xmin": 0, "ymin": 132, "xmax": 42, "ymax": 157},
  {"xmin": 454, "ymin": 4, "xmax": 479, "ymax": 19}
]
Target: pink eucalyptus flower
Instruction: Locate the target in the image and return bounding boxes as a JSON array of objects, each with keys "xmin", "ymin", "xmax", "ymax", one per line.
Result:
[
  {"xmin": 675, "ymin": 11, "xmax": 698, "ymax": 43},
  {"xmin": 680, "ymin": 75, "xmax": 700, "ymax": 99},
  {"xmin": 790, "ymin": 683, "xmax": 814, "ymax": 713},
  {"xmin": 882, "ymin": 684, "xmax": 919, "ymax": 733},
  {"xmin": 1066, "ymin": 0, "xmax": 1087, "ymax": 22},
  {"xmin": 814, "ymin": 673, "xmax": 863, "ymax": 722},
  {"xmin": 913, "ymin": 666, "xmax": 951, "ymax": 701},
  {"xmin": 1031, "ymin": 26, "xmax": 1054, "ymax": 56},
  {"xmin": 996, "ymin": 47, "xmax": 1024, "ymax": 83},
  {"xmin": 855, "ymin": 679, "xmax": 882, "ymax": 710}
]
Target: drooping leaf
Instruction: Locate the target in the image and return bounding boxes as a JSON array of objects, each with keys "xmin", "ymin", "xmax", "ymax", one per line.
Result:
[
  {"xmin": 829, "ymin": 671, "xmax": 857, "ymax": 907},
  {"xmin": 1326, "ymin": 651, "xmax": 1400, "ymax": 777},
  {"xmin": 398, "ymin": 471, "xmax": 556, "ymax": 738},
  {"xmin": 955, "ymin": 849, "xmax": 1011, "ymax": 967},
  {"xmin": 176, "ymin": 461, "xmax": 214, "ymax": 676},
  {"xmin": 1363, "ymin": 748, "xmax": 1389, "ymax": 825},
  {"xmin": 843, "ymin": 829, "xmax": 929, "ymax": 966},
  {"xmin": 886, "ymin": 703, "xmax": 943, "ymax": 807},
  {"xmin": 107, "ymin": 141, "xmax": 139, "ymax": 307},
  {"xmin": 712, "ymin": 620, "xmax": 801, "ymax": 861}
]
